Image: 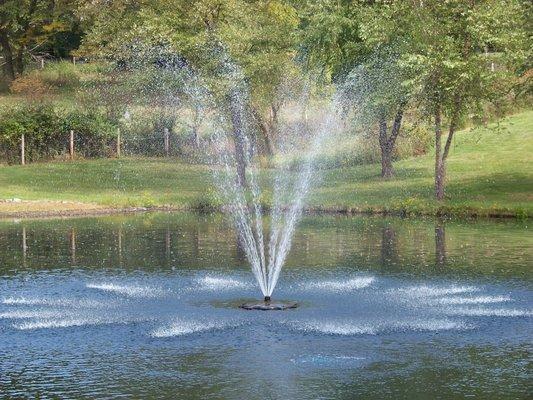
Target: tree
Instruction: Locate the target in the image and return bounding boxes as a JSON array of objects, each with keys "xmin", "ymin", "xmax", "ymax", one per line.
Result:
[
  {"xmin": 407, "ymin": 0, "xmax": 529, "ymax": 200},
  {"xmin": 0, "ymin": 0, "xmax": 76, "ymax": 81},
  {"xmin": 341, "ymin": 47, "xmax": 410, "ymax": 178},
  {"xmin": 298, "ymin": 0, "xmax": 416, "ymax": 178}
]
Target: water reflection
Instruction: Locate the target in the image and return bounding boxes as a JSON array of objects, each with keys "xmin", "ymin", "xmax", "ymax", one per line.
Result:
[
  {"xmin": 435, "ymin": 219, "xmax": 446, "ymax": 268},
  {"xmin": 0, "ymin": 213, "xmax": 531, "ymax": 280},
  {"xmin": 381, "ymin": 225, "xmax": 398, "ymax": 269}
]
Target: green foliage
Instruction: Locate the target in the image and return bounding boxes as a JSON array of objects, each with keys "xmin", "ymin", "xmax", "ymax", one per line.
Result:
[
  {"xmin": 401, "ymin": 0, "xmax": 530, "ymax": 122},
  {"xmin": 0, "ymin": 0, "xmax": 80, "ymax": 81},
  {"xmin": 0, "ymin": 104, "xmax": 62, "ymax": 162},
  {"xmin": 77, "ymin": 0, "xmax": 299, "ymax": 117},
  {"xmin": 61, "ymin": 108, "xmax": 117, "ymax": 157},
  {"xmin": 0, "ymin": 104, "xmax": 116, "ymax": 163},
  {"xmin": 298, "ymin": 0, "xmax": 363, "ymax": 81}
]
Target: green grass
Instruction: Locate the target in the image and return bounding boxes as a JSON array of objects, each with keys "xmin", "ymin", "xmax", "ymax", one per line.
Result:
[
  {"xmin": 0, "ymin": 111, "xmax": 531, "ymax": 218},
  {"xmin": 310, "ymin": 111, "xmax": 533, "ymax": 217},
  {"xmin": 0, "ymin": 158, "xmax": 211, "ymax": 208}
]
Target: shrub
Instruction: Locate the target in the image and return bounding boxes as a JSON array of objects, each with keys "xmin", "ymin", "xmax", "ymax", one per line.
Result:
[
  {"xmin": 0, "ymin": 103, "xmax": 117, "ymax": 163},
  {"xmin": 0, "ymin": 104, "xmax": 63, "ymax": 162},
  {"xmin": 62, "ymin": 109, "xmax": 117, "ymax": 158}
]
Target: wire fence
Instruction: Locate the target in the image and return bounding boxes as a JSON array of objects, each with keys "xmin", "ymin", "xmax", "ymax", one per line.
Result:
[{"xmin": 0, "ymin": 128, "xmax": 209, "ymax": 165}]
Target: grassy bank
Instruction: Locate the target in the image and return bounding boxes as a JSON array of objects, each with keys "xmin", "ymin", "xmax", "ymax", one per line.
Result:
[{"xmin": 0, "ymin": 111, "xmax": 531, "ymax": 218}]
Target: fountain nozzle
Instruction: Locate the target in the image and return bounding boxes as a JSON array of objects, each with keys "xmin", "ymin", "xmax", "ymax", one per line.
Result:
[{"xmin": 264, "ymin": 296, "xmax": 271, "ymax": 303}]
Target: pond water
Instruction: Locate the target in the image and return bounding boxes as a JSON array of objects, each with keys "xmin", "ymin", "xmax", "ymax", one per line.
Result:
[{"xmin": 0, "ymin": 213, "xmax": 531, "ymax": 399}]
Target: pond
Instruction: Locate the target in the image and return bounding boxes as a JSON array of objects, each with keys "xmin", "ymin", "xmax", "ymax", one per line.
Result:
[{"xmin": 0, "ymin": 213, "xmax": 531, "ymax": 399}]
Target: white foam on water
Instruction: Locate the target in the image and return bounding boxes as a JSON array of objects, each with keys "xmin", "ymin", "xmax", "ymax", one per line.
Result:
[
  {"xmin": 304, "ymin": 277, "xmax": 375, "ymax": 292},
  {"xmin": 435, "ymin": 295, "xmax": 511, "ymax": 305},
  {"xmin": 390, "ymin": 319, "xmax": 474, "ymax": 332},
  {"xmin": 150, "ymin": 318, "xmax": 238, "ymax": 338},
  {"xmin": 445, "ymin": 307, "xmax": 532, "ymax": 317},
  {"xmin": 292, "ymin": 320, "xmax": 377, "ymax": 336},
  {"xmin": 291, "ymin": 317, "xmax": 472, "ymax": 336},
  {"xmin": 396, "ymin": 285, "xmax": 480, "ymax": 297},
  {"xmin": 12, "ymin": 313, "xmax": 148, "ymax": 330},
  {"xmin": 0, "ymin": 309, "xmax": 63, "ymax": 319},
  {"xmin": 2, "ymin": 296, "xmax": 108, "ymax": 308},
  {"xmin": 195, "ymin": 276, "xmax": 251, "ymax": 291},
  {"xmin": 14, "ymin": 317, "xmax": 107, "ymax": 330},
  {"xmin": 86, "ymin": 283, "xmax": 165, "ymax": 298}
]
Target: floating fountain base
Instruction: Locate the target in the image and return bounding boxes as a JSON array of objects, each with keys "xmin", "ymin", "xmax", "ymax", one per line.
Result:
[{"xmin": 240, "ymin": 300, "xmax": 298, "ymax": 311}]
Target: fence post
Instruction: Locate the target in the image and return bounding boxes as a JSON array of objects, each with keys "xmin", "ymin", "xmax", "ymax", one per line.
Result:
[
  {"xmin": 164, "ymin": 127, "xmax": 170, "ymax": 157},
  {"xmin": 69, "ymin": 130, "xmax": 74, "ymax": 160},
  {"xmin": 21, "ymin": 133, "xmax": 25, "ymax": 165},
  {"xmin": 72, "ymin": 56, "xmax": 76, "ymax": 66},
  {"xmin": 40, "ymin": 58, "xmax": 44, "ymax": 69},
  {"xmin": 117, "ymin": 127, "xmax": 121, "ymax": 157}
]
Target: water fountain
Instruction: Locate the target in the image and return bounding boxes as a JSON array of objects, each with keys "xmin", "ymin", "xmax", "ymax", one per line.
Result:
[
  {"xmin": 170, "ymin": 45, "xmax": 343, "ymax": 308},
  {"xmin": 200, "ymin": 59, "xmax": 340, "ymax": 309}
]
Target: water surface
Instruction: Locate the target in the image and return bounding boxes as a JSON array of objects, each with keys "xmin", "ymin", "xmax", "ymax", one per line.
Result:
[{"xmin": 0, "ymin": 213, "xmax": 531, "ymax": 399}]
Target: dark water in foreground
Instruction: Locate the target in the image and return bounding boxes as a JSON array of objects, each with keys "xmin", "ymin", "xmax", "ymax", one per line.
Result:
[{"xmin": 0, "ymin": 213, "xmax": 531, "ymax": 399}]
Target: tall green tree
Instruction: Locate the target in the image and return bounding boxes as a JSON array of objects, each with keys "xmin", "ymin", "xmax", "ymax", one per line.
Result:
[{"xmin": 407, "ymin": 0, "xmax": 529, "ymax": 200}]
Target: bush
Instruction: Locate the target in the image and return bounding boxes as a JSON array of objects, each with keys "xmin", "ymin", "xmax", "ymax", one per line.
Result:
[
  {"xmin": 0, "ymin": 103, "xmax": 116, "ymax": 163},
  {"xmin": 61, "ymin": 109, "xmax": 117, "ymax": 158}
]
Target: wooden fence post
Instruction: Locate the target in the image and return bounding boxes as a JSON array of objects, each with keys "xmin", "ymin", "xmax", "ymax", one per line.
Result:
[
  {"xmin": 69, "ymin": 130, "xmax": 74, "ymax": 160},
  {"xmin": 21, "ymin": 133, "xmax": 25, "ymax": 165},
  {"xmin": 164, "ymin": 127, "xmax": 170, "ymax": 157},
  {"xmin": 117, "ymin": 127, "xmax": 121, "ymax": 157},
  {"xmin": 72, "ymin": 56, "xmax": 76, "ymax": 66},
  {"xmin": 40, "ymin": 58, "xmax": 44, "ymax": 69}
]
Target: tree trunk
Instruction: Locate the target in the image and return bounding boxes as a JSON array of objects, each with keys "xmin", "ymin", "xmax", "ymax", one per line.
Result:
[
  {"xmin": 378, "ymin": 115, "xmax": 394, "ymax": 178},
  {"xmin": 251, "ymin": 106, "xmax": 275, "ymax": 156},
  {"xmin": 381, "ymin": 144, "xmax": 394, "ymax": 179},
  {"xmin": 378, "ymin": 107, "xmax": 404, "ymax": 179},
  {"xmin": 192, "ymin": 106, "xmax": 201, "ymax": 148},
  {"xmin": 267, "ymin": 104, "xmax": 279, "ymax": 153},
  {"xmin": 0, "ymin": 31, "xmax": 15, "ymax": 81},
  {"xmin": 229, "ymin": 90, "xmax": 246, "ymax": 188},
  {"xmin": 15, "ymin": 47, "xmax": 24, "ymax": 75},
  {"xmin": 434, "ymin": 97, "xmax": 459, "ymax": 201},
  {"xmin": 192, "ymin": 124, "xmax": 200, "ymax": 148},
  {"xmin": 435, "ymin": 161, "xmax": 446, "ymax": 201},
  {"xmin": 434, "ymin": 105, "xmax": 444, "ymax": 200}
]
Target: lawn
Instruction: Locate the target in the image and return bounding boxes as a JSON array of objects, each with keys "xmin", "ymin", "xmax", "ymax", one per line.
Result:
[{"xmin": 0, "ymin": 110, "xmax": 531, "ymax": 218}]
